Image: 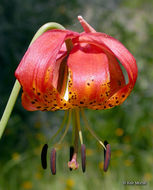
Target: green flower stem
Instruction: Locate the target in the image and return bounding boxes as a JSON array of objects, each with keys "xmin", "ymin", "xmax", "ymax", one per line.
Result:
[
  {"xmin": 29, "ymin": 22, "xmax": 65, "ymax": 46},
  {"xmin": 0, "ymin": 80, "xmax": 20, "ymax": 139},
  {"xmin": 0, "ymin": 22, "xmax": 65, "ymax": 139}
]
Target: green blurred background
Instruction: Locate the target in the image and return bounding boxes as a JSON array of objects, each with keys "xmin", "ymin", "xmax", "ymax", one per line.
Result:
[{"xmin": 0, "ymin": 0, "xmax": 153, "ymax": 189}]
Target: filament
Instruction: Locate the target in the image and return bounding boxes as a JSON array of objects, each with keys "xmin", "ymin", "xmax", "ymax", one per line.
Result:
[
  {"xmin": 48, "ymin": 111, "xmax": 68, "ymax": 145},
  {"xmin": 55, "ymin": 110, "xmax": 72, "ymax": 148},
  {"xmin": 81, "ymin": 109, "xmax": 106, "ymax": 150},
  {"xmin": 75, "ymin": 108, "xmax": 83, "ymax": 145}
]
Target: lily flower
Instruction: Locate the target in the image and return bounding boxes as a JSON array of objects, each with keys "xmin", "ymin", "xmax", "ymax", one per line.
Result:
[{"xmin": 15, "ymin": 16, "xmax": 138, "ymax": 174}]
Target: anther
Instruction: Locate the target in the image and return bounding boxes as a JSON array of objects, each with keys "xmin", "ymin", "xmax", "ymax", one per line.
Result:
[
  {"xmin": 50, "ymin": 148, "xmax": 56, "ymax": 175},
  {"xmin": 81, "ymin": 144, "xmax": 86, "ymax": 173},
  {"xmin": 41, "ymin": 144, "xmax": 48, "ymax": 169},
  {"xmin": 69, "ymin": 146, "xmax": 74, "ymax": 171},
  {"xmin": 103, "ymin": 140, "xmax": 111, "ymax": 172}
]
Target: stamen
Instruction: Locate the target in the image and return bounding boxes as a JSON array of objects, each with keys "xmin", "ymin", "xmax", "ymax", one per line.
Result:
[
  {"xmin": 68, "ymin": 110, "xmax": 79, "ymax": 170},
  {"xmin": 69, "ymin": 146, "xmax": 74, "ymax": 171},
  {"xmin": 81, "ymin": 109, "xmax": 106, "ymax": 150},
  {"xmin": 75, "ymin": 108, "xmax": 83, "ymax": 145},
  {"xmin": 41, "ymin": 144, "xmax": 48, "ymax": 169},
  {"xmin": 70, "ymin": 146, "xmax": 74, "ymax": 161},
  {"xmin": 48, "ymin": 111, "xmax": 68, "ymax": 146},
  {"xmin": 50, "ymin": 148, "xmax": 56, "ymax": 175},
  {"xmin": 81, "ymin": 144, "xmax": 86, "ymax": 173},
  {"xmin": 103, "ymin": 141, "xmax": 111, "ymax": 172},
  {"xmin": 54, "ymin": 110, "xmax": 72, "ymax": 148}
]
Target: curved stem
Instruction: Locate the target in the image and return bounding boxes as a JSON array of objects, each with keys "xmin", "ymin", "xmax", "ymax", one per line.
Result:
[
  {"xmin": 29, "ymin": 22, "xmax": 65, "ymax": 45},
  {"xmin": 0, "ymin": 22, "xmax": 65, "ymax": 139},
  {"xmin": 0, "ymin": 80, "xmax": 20, "ymax": 138}
]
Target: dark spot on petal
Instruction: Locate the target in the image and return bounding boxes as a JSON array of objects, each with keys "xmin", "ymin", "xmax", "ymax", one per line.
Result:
[
  {"xmin": 31, "ymin": 101, "xmax": 35, "ymax": 104},
  {"xmin": 104, "ymin": 106, "xmax": 106, "ymax": 109},
  {"xmin": 64, "ymin": 103, "xmax": 66, "ymax": 106},
  {"xmin": 109, "ymin": 104, "xmax": 113, "ymax": 107},
  {"xmin": 106, "ymin": 92, "xmax": 109, "ymax": 97},
  {"xmin": 37, "ymin": 92, "xmax": 41, "ymax": 96},
  {"xmin": 80, "ymin": 101, "xmax": 84, "ymax": 104},
  {"xmin": 116, "ymin": 101, "xmax": 119, "ymax": 104},
  {"xmin": 54, "ymin": 104, "xmax": 57, "ymax": 106},
  {"xmin": 69, "ymin": 92, "xmax": 72, "ymax": 94},
  {"xmin": 122, "ymin": 94, "xmax": 125, "ymax": 98},
  {"xmin": 37, "ymin": 106, "xmax": 41, "ymax": 109},
  {"xmin": 87, "ymin": 83, "xmax": 90, "ymax": 86}
]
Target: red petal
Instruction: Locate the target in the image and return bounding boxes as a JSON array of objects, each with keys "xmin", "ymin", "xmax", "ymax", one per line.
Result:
[
  {"xmin": 15, "ymin": 29, "xmax": 78, "ymax": 111},
  {"xmin": 67, "ymin": 43, "xmax": 125, "ymax": 108},
  {"xmin": 74, "ymin": 33, "xmax": 137, "ymax": 109},
  {"xmin": 78, "ymin": 16, "xmax": 96, "ymax": 33}
]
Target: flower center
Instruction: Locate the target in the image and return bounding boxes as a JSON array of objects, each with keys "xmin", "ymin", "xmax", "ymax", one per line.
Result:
[{"xmin": 40, "ymin": 108, "xmax": 111, "ymax": 174}]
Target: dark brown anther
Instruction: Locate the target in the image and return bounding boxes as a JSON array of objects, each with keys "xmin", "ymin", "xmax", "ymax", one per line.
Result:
[
  {"xmin": 81, "ymin": 144, "xmax": 86, "ymax": 173},
  {"xmin": 41, "ymin": 144, "xmax": 48, "ymax": 169},
  {"xmin": 103, "ymin": 140, "xmax": 111, "ymax": 172},
  {"xmin": 50, "ymin": 148, "xmax": 56, "ymax": 175},
  {"xmin": 69, "ymin": 146, "xmax": 74, "ymax": 171}
]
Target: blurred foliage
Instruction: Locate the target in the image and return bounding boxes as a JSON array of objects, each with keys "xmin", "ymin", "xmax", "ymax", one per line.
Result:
[{"xmin": 0, "ymin": 0, "xmax": 153, "ymax": 190}]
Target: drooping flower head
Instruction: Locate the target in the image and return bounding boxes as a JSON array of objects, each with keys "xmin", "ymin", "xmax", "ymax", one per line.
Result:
[{"xmin": 15, "ymin": 16, "xmax": 138, "ymax": 174}]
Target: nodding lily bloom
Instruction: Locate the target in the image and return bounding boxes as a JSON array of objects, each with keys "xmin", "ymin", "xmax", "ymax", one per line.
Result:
[{"xmin": 15, "ymin": 16, "xmax": 138, "ymax": 174}]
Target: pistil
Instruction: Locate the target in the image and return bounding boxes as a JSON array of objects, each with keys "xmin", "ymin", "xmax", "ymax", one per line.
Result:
[{"xmin": 68, "ymin": 110, "xmax": 79, "ymax": 170}]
